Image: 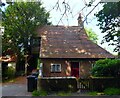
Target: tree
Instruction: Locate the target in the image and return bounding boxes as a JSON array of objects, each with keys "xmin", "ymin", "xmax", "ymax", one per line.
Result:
[
  {"xmin": 85, "ymin": 28, "xmax": 98, "ymax": 43},
  {"xmin": 95, "ymin": 2, "xmax": 120, "ymax": 55},
  {"xmin": 2, "ymin": 1, "xmax": 50, "ymax": 54},
  {"xmin": 2, "ymin": 1, "xmax": 50, "ymax": 71}
]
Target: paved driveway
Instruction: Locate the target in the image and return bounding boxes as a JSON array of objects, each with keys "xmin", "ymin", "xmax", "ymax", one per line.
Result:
[
  {"xmin": 2, "ymin": 76, "xmax": 32, "ymax": 96},
  {"xmin": 1, "ymin": 76, "xmax": 89, "ymax": 97}
]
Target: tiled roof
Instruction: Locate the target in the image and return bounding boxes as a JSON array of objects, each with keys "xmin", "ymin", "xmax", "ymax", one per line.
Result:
[{"xmin": 37, "ymin": 25, "xmax": 114, "ymax": 58}]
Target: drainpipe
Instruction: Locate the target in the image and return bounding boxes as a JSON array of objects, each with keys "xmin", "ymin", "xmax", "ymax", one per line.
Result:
[
  {"xmin": 118, "ymin": 26, "xmax": 120, "ymax": 58},
  {"xmin": 24, "ymin": 55, "xmax": 29, "ymax": 75}
]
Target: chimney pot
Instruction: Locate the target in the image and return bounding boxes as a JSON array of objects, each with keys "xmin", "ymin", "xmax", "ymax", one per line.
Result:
[{"xmin": 77, "ymin": 13, "xmax": 83, "ymax": 27}]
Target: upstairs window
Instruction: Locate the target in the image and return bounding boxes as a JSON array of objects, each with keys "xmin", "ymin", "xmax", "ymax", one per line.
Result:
[
  {"xmin": 31, "ymin": 37, "xmax": 41, "ymax": 47},
  {"xmin": 51, "ymin": 64, "xmax": 61, "ymax": 72}
]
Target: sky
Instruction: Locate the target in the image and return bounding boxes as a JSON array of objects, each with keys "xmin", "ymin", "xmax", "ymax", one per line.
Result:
[{"xmin": 1, "ymin": 0, "xmax": 118, "ymax": 55}]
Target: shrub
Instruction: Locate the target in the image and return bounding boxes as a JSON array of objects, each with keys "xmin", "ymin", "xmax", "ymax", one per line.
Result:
[
  {"xmin": 104, "ymin": 88, "xmax": 120, "ymax": 95},
  {"xmin": 57, "ymin": 91, "xmax": 72, "ymax": 96},
  {"xmin": 5, "ymin": 66, "xmax": 16, "ymax": 79},
  {"xmin": 32, "ymin": 90, "xmax": 41, "ymax": 96},
  {"xmin": 32, "ymin": 90, "xmax": 47, "ymax": 96},
  {"xmin": 91, "ymin": 59, "xmax": 120, "ymax": 77}
]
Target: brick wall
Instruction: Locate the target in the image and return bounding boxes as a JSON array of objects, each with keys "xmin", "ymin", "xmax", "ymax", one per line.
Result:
[
  {"xmin": 41, "ymin": 59, "xmax": 67, "ymax": 77},
  {"xmin": 41, "ymin": 59, "xmax": 95, "ymax": 78},
  {"xmin": 79, "ymin": 61, "xmax": 95, "ymax": 78}
]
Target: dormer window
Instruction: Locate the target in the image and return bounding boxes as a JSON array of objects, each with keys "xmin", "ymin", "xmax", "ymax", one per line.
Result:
[{"xmin": 31, "ymin": 37, "xmax": 41, "ymax": 47}]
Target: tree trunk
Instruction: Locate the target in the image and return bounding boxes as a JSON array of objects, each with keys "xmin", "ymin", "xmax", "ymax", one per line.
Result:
[
  {"xmin": 15, "ymin": 53, "xmax": 25, "ymax": 76},
  {"xmin": 118, "ymin": 52, "xmax": 120, "ymax": 58}
]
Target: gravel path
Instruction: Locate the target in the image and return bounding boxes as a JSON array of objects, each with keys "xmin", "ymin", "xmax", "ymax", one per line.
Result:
[
  {"xmin": 2, "ymin": 84, "xmax": 32, "ymax": 96},
  {"xmin": 2, "ymin": 76, "xmax": 32, "ymax": 96}
]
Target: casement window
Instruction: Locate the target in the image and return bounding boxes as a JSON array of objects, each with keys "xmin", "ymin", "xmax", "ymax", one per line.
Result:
[
  {"xmin": 51, "ymin": 64, "xmax": 61, "ymax": 72},
  {"xmin": 31, "ymin": 37, "xmax": 41, "ymax": 47}
]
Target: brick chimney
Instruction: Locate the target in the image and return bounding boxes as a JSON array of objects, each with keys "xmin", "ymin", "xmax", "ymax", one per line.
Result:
[{"xmin": 77, "ymin": 13, "xmax": 83, "ymax": 27}]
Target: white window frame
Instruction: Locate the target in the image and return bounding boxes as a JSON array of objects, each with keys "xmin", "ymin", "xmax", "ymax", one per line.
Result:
[{"xmin": 51, "ymin": 63, "xmax": 61, "ymax": 72}]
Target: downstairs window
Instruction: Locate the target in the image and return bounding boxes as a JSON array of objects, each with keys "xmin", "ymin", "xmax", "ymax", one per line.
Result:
[{"xmin": 51, "ymin": 64, "xmax": 61, "ymax": 72}]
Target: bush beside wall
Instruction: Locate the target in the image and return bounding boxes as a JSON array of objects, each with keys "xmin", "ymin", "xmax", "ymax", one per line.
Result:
[
  {"xmin": 104, "ymin": 88, "xmax": 120, "ymax": 95},
  {"xmin": 37, "ymin": 77, "xmax": 78, "ymax": 92},
  {"xmin": 91, "ymin": 59, "xmax": 120, "ymax": 77},
  {"xmin": 3, "ymin": 66, "xmax": 16, "ymax": 81}
]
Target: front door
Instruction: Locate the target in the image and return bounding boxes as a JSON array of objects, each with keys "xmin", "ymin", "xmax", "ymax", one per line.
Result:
[{"xmin": 71, "ymin": 62, "xmax": 79, "ymax": 78}]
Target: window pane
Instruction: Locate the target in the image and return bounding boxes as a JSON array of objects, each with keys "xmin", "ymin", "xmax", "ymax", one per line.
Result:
[
  {"xmin": 32, "ymin": 37, "xmax": 41, "ymax": 47},
  {"xmin": 56, "ymin": 65, "xmax": 60, "ymax": 71},
  {"xmin": 51, "ymin": 64, "xmax": 61, "ymax": 72},
  {"xmin": 52, "ymin": 65, "xmax": 56, "ymax": 72}
]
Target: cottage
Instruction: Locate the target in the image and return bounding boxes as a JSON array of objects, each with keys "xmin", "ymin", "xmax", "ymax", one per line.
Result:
[{"xmin": 33, "ymin": 15, "xmax": 114, "ymax": 78}]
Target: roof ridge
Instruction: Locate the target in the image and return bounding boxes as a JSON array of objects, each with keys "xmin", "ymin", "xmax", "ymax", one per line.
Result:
[{"xmin": 45, "ymin": 25, "xmax": 80, "ymax": 27}]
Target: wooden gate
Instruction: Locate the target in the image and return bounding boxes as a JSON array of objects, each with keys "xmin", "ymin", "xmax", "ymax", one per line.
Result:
[{"xmin": 78, "ymin": 78, "xmax": 91, "ymax": 91}]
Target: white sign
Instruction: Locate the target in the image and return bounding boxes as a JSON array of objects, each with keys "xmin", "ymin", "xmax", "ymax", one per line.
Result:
[{"xmin": 39, "ymin": 63, "xmax": 43, "ymax": 77}]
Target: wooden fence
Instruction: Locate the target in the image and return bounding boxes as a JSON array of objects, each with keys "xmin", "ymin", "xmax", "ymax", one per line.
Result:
[
  {"xmin": 78, "ymin": 78, "xmax": 90, "ymax": 91},
  {"xmin": 37, "ymin": 77, "xmax": 120, "ymax": 92},
  {"xmin": 78, "ymin": 77, "xmax": 120, "ymax": 91}
]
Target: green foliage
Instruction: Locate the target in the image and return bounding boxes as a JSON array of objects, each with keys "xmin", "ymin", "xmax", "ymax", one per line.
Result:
[
  {"xmin": 95, "ymin": 2, "xmax": 120, "ymax": 52},
  {"xmin": 104, "ymin": 88, "xmax": 120, "ymax": 95},
  {"xmin": 5, "ymin": 66, "xmax": 16, "ymax": 79},
  {"xmin": 85, "ymin": 28, "xmax": 98, "ymax": 43},
  {"xmin": 88, "ymin": 91, "xmax": 98, "ymax": 96},
  {"xmin": 32, "ymin": 90, "xmax": 41, "ymax": 96},
  {"xmin": 32, "ymin": 90, "xmax": 47, "ymax": 96},
  {"xmin": 57, "ymin": 91, "xmax": 72, "ymax": 96},
  {"xmin": 32, "ymin": 88, "xmax": 120, "ymax": 96},
  {"xmin": 88, "ymin": 88, "xmax": 120, "ymax": 95},
  {"xmin": 2, "ymin": 1, "xmax": 50, "ymax": 56},
  {"xmin": 91, "ymin": 59, "xmax": 120, "ymax": 77}
]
